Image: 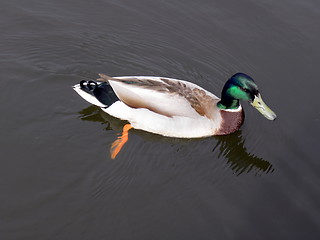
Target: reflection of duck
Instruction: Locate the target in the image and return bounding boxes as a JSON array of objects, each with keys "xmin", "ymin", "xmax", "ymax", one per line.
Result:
[
  {"xmin": 78, "ymin": 106, "xmax": 274, "ymax": 175},
  {"xmin": 213, "ymin": 131, "xmax": 274, "ymax": 175},
  {"xmin": 73, "ymin": 73, "xmax": 276, "ymax": 158}
]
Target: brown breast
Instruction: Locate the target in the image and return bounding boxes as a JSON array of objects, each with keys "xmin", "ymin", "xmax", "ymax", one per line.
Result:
[{"xmin": 216, "ymin": 109, "xmax": 245, "ymax": 135}]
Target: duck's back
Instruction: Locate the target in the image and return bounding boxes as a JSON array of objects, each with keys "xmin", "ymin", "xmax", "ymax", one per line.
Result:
[{"xmin": 104, "ymin": 75, "xmax": 220, "ymax": 118}]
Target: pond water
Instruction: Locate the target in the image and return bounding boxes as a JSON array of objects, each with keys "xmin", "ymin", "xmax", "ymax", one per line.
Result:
[{"xmin": 1, "ymin": 0, "xmax": 320, "ymax": 239}]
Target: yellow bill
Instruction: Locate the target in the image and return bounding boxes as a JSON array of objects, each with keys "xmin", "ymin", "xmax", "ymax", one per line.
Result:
[{"xmin": 250, "ymin": 94, "xmax": 277, "ymax": 120}]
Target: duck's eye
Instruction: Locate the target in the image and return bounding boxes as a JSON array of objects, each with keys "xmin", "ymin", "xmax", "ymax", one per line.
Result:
[{"xmin": 239, "ymin": 86, "xmax": 248, "ymax": 92}]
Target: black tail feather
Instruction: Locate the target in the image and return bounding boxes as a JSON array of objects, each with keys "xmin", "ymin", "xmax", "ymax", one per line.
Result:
[{"xmin": 80, "ymin": 80, "xmax": 119, "ymax": 107}]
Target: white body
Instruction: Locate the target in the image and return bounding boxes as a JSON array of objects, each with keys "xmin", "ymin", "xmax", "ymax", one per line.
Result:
[{"xmin": 73, "ymin": 76, "xmax": 241, "ymax": 138}]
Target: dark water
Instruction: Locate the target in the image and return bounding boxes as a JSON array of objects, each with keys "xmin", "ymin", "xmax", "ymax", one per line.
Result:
[{"xmin": 1, "ymin": 0, "xmax": 320, "ymax": 239}]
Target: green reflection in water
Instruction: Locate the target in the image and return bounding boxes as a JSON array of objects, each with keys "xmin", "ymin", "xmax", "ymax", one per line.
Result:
[{"xmin": 78, "ymin": 106, "xmax": 274, "ymax": 175}]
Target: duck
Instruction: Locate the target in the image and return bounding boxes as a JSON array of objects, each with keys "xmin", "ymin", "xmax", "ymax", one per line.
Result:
[{"xmin": 73, "ymin": 73, "xmax": 276, "ymax": 158}]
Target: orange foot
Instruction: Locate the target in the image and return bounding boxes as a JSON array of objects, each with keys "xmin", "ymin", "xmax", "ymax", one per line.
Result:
[{"xmin": 110, "ymin": 124, "xmax": 133, "ymax": 159}]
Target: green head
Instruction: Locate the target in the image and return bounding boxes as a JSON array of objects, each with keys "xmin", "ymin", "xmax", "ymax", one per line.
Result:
[{"xmin": 217, "ymin": 73, "xmax": 277, "ymax": 120}]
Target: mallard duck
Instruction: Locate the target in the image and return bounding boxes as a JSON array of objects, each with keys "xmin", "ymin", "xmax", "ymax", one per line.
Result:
[{"xmin": 73, "ymin": 73, "xmax": 276, "ymax": 157}]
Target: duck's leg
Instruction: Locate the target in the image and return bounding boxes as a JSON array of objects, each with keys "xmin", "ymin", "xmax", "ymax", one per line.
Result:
[{"xmin": 110, "ymin": 124, "xmax": 133, "ymax": 159}]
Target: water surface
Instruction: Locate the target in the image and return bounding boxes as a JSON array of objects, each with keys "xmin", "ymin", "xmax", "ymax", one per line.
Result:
[{"xmin": 1, "ymin": 0, "xmax": 320, "ymax": 239}]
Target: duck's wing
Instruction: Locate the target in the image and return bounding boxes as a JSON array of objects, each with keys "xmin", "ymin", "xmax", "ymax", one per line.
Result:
[{"xmin": 98, "ymin": 74, "xmax": 219, "ymax": 119}]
